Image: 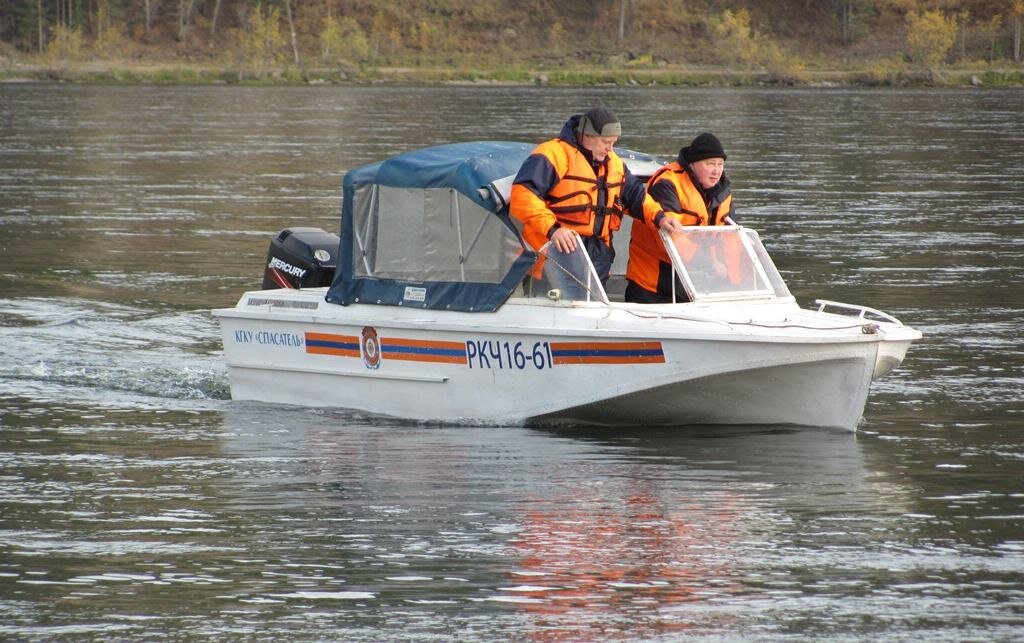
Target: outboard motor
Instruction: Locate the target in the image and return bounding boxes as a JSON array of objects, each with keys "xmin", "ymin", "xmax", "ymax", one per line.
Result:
[{"xmin": 262, "ymin": 227, "xmax": 340, "ymax": 289}]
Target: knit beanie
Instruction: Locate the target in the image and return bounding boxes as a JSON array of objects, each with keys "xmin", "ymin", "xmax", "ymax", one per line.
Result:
[{"xmin": 680, "ymin": 132, "xmax": 727, "ymax": 163}]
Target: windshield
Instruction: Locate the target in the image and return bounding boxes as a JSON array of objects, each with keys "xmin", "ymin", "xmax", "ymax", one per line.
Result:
[
  {"xmin": 527, "ymin": 234, "xmax": 610, "ymax": 303},
  {"xmin": 661, "ymin": 226, "xmax": 791, "ymax": 302},
  {"xmin": 520, "ymin": 227, "xmax": 788, "ymax": 305}
]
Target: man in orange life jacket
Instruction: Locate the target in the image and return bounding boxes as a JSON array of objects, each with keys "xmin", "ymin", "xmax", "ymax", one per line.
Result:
[
  {"xmin": 510, "ymin": 107, "xmax": 684, "ymax": 286},
  {"xmin": 625, "ymin": 132, "xmax": 735, "ymax": 304}
]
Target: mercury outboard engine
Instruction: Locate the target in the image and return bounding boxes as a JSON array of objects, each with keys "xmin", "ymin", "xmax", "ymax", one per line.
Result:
[{"xmin": 262, "ymin": 227, "xmax": 340, "ymax": 289}]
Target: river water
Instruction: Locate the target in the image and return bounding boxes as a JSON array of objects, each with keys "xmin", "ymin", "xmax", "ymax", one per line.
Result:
[{"xmin": 1, "ymin": 84, "xmax": 1022, "ymax": 640}]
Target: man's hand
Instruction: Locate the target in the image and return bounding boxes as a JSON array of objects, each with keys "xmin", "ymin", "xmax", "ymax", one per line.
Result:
[
  {"xmin": 659, "ymin": 216, "xmax": 685, "ymax": 234},
  {"xmin": 550, "ymin": 227, "xmax": 578, "ymax": 254}
]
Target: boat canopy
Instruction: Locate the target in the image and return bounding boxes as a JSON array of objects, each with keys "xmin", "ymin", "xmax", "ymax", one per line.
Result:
[{"xmin": 325, "ymin": 141, "xmax": 537, "ymax": 312}]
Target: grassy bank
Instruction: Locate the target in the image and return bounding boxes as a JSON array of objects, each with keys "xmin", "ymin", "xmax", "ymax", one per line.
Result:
[{"xmin": 2, "ymin": 59, "xmax": 1023, "ymax": 88}]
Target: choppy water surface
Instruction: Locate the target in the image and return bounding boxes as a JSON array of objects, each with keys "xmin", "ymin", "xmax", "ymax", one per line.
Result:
[{"xmin": 1, "ymin": 84, "xmax": 1022, "ymax": 640}]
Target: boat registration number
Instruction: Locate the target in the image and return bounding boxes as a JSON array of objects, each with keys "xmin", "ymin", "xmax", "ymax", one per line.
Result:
[{"xmin": 466, "ymin": 340, "xmax": 553, "ymax": 370}]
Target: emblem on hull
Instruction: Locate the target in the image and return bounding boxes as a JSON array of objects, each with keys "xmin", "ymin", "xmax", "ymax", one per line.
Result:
[{"xmin": 361, "ymin": 326, "xmax": 381, "ymax": 369}]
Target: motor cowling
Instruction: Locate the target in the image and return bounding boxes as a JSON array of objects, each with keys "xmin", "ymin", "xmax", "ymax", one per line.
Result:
[{"xmin": 262, "ymin": 227, "xmax": 340, "ymax": 289}]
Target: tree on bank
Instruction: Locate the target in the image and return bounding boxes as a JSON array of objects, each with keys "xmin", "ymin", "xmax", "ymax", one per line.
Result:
[
  {"xmin": 1013, "ymin": 0, "xmax": 1024, "ymax": 61},
  {"xmin": 236, "ymin": 3, "xmax": 284, "ymax": 72},
  {"xmin": 906, "ymin": 9, "xmax": 957, "ymax": 66}
]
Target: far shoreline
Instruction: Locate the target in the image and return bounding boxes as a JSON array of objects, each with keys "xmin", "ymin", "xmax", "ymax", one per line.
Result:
[{"xmin": 2, "ymin": 60, "xmax": 1023, "ymax": 88}]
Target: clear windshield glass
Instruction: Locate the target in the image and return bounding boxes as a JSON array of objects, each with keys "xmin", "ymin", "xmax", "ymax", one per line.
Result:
[
  {"xmin": 532, "ymin": 235, "xmax": 609, "ymax": 303},
  {"xmin": 745, "ymin": 228, "xmax": 791, "ymax": 299},
  {"xmin": 661, "ymin": 226, "xmax": 790, "ymax": 302}
]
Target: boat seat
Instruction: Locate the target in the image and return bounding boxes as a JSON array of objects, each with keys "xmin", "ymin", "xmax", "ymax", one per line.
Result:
[{"xmin": 605, "ymin": 275, "xmax": 627, "ymax": 302}]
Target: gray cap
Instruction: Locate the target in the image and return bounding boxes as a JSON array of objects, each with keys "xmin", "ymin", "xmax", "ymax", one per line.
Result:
[{"xmin": 577, "ymin": 107, "xmax": 622, "ymax": 137}]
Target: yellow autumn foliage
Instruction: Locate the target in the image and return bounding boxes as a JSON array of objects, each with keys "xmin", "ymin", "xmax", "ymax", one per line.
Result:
[{"xmin": 906, "ymin": 10, "xmax": 957, "ymax": 66}]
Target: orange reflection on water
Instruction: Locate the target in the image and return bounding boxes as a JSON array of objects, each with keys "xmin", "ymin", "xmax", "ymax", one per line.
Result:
[{"xmin": 506, "ymin": 483, "xmax": 744, "ymax": 639}]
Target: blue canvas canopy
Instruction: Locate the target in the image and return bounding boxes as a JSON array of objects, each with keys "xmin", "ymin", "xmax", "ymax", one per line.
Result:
[{"xmin": 325, "ymin": 141, "xmax": 537, "ymax": 312}]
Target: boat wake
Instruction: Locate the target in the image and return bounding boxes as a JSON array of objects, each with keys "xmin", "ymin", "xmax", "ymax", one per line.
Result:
[{"xmin": 0, "ymin": 297, "xmax": 229, "ymax": 409}]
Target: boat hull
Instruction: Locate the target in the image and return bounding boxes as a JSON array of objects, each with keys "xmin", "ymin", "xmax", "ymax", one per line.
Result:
[
  {"xmin": 214, "ymin": 288, "xmax": 913, "ymax": 430},
  {"xmin": 542, "ymin": 355, "xmax": 875, "ymax": 429}
]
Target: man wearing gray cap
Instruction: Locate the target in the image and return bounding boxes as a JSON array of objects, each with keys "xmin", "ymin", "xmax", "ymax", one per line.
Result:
[{"xmin": 510, "ymin": 107, "xmax": 683, "ymax": 286}]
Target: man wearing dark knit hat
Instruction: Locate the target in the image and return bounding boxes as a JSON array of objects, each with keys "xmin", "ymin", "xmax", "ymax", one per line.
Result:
[
  {"xmin": 625, "ymin": 132, "xmax": 736, "ymax": 304},
  {"xmin": 510, "ymin": 107, "xmax": 684, "ymax": 287}
]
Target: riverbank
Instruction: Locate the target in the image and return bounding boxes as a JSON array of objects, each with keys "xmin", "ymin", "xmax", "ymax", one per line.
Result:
[{"xmin": 2, "ymin": 59, "xmax": 1023, "ymax": 87}]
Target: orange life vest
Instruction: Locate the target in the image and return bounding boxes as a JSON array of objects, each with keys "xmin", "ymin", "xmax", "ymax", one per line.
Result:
[{"xmin": 510, "ymin": 139, "xmax": 627, "ymax": 253}]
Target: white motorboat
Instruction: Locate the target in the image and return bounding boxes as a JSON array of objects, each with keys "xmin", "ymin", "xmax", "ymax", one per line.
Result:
[{"xmin": 213, "ymin": 141, "xmax": 920, "ymax": 430}]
